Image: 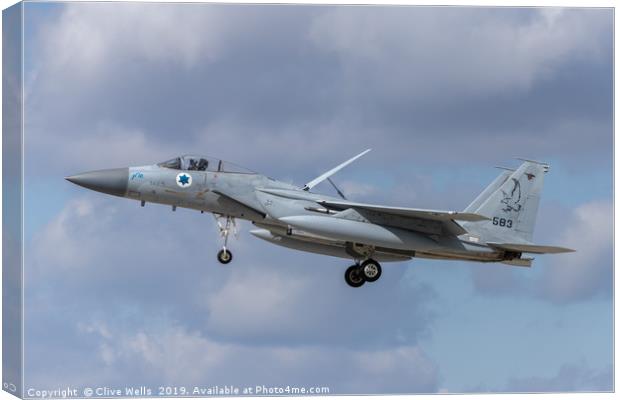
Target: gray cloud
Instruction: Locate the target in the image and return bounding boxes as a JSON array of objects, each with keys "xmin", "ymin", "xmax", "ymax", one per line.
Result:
[
  {"xmin": 535, "ymin": 200, "xmax": 613, "ymax": 303},
  {"xmin": 21, "ymin": 3, "xmax": 612, "ymax": 394},
  {"xmin": 77, "ymin": 321, "xmax": 440, "ymax": 393},
  {"xmin": 503, "ymin": 361, "xmax": 612, "ymax": 392},
  {"xmin": 469, "ymin": 199, "xmax": 612, "ymax": 304},
  {"xmin": 308, "ymin": 8, "xmax": 609, "ymax": 99},
  {"xmin": 25, "ymin": 196, "xmax": 438, "ymax": 392},
  {"xmin": 24, "ymin": 4, "xmax": 612, "ymax": 180}
]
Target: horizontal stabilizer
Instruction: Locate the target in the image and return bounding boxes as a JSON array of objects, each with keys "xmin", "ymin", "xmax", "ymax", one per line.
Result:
[
  {"xmin": 488, "ymin": 242, "xmax": 575, "ymax": 254},
  {"xmin": 318, "ymin": 199, "xmax": 490, "ymax": 222}
]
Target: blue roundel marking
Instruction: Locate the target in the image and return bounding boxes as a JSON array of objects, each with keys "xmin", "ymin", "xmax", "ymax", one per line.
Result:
[{"xmin": 176, "ymin": 173, "xmax": 192, "ymax": 188}]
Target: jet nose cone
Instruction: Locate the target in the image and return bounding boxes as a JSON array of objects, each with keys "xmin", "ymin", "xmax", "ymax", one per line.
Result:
[{"xmin": 65, "ymin": 167, "xmax": 129, "ymax": 197}]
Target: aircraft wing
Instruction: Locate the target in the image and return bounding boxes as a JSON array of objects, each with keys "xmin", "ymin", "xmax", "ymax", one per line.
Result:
[
  {"xmin": 487, "ymin": 242, "xmax": 575, "ymax": 254},
  {"xmin": 212, "ymin": 190, "xmax": 267, "ymax": 219},
  {"xmin": 317, "ymin": 199, "xmax": 489, "ymax": 222}
]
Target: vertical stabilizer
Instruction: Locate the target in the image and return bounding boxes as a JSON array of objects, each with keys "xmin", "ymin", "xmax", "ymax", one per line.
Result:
[
  {"xmin": 463, "ymin": 161, "xmax": 549, "ymax": 243},
  {"xmin": 464, "ymin": 169, "xmax": 512, "ymax": 213}
]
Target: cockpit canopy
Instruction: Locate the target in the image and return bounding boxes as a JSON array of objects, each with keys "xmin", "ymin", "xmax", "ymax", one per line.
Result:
[{"xmin": 157, "ymin": 155, "xmax": 256, "ymax": 174}]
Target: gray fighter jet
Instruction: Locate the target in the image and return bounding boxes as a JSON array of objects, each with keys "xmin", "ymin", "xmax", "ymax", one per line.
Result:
[{"xmin": 66, "ymin": 151, "xmax": 574, "ymax": 287}]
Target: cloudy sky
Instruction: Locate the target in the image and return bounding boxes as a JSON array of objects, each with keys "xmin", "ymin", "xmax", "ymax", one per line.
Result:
[{"xmin": 16, "ymin": 2, "xmax": 613, "ymax": 394}]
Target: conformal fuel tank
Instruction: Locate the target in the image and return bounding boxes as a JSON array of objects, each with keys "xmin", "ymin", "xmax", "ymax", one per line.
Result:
[
  {"xmin": 278, "ymin": 215, "xmax": 438, "ymax": 252},
  {"xmin": 250, "ymin": 229, "xmax": 410, "ymax": 262}
]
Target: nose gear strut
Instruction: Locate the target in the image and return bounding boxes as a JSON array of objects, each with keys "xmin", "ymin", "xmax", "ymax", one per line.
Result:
[{"xmin": 213, "ymin": 214, "xmax": 237, "ymax": 264}]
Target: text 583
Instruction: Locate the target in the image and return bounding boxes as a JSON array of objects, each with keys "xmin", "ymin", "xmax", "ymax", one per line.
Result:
[{"xmin": 492, "ymin": 217, "xmax": 513, "ymax": 228}]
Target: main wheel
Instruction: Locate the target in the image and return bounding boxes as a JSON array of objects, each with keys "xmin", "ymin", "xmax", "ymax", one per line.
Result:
[
  {"xmin": 344, "ymin": 265, "xmax": 365, "ymax": 288},
  {"xmin": 361, "ymin": 259, "xmax": 382, "ymax": 282},
  {"xmin": 217, "ymin": 249, "xmax": 233, "ymax": 264}
]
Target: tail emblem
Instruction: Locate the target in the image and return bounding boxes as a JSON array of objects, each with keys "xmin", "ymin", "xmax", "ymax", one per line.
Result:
[
  {"xmin": 500, "ymin": 178, "xmax": 522, "ymax": 213},
  {"xmin": 525, "ymin": 173, "xmax": 536, "ymax": 181}
]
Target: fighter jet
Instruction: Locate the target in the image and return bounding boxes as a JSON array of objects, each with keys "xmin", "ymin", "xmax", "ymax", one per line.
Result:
[{"xmin": 65, "ymin": 150, "xmax": 574, "ymax": 287}]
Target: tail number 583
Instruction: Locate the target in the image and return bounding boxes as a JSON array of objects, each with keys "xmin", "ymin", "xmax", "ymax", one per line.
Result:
[{"xmin": 492, "ymin": 217, "xmax": 513, "ymax": 228}]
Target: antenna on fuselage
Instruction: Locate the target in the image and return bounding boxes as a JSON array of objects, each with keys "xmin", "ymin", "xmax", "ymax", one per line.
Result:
[{"xmin": 302, "ymin": 149, "xmax": 371, "ymax": 191}]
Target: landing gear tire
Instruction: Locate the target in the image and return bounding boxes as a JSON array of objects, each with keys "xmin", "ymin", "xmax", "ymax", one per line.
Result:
[
  {"xmin": 217, "ymin": 249, "xmax": 233, "ymax": 264},
  {"xmin": 344, "ymin": 265, "xmax": 365, "ymax": 288},
  {"xmin": 361, "ymin": 259, "xmax": 382, "ymax": 282}
]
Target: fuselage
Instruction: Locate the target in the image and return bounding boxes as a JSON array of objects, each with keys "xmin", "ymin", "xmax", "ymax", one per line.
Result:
[
  {"xmin": 66, "ymin": 156, "xmax": 507, "ymax": 264},
  {"xmin": 66, "ymin": 155, "xmax": 575, "ymax": 287},
  {"xmin": 127, "ymin": 164, "xmax": 286, "ymax": 220}
]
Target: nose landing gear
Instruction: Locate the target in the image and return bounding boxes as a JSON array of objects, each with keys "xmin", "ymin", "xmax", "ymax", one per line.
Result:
[
  {"xmin": 217, "ymin": 249, "xmax": 233, "ymax": 264},
  {"xmin": 344, "ymin": 258, "xmax": 382, "ymax": 287},
  {"xmin": 214, "ymin": 214, "xmax": 236, "ymax": 264}
]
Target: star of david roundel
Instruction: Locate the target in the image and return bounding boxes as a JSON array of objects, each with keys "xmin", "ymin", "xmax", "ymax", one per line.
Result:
[{"xmin": 176, "ymin": 173, "xmax": 192, "ymax": 188}]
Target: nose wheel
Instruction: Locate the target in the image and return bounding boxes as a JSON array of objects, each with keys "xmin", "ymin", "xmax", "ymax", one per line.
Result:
[
  {"xmin": 214, "ymin": 214, "xmax": 236, "ymax": 264},
  {"xmin": 344, "ymin": 258, "xmax": 382, "ymax": 287},
  {"xmin": 217, "ymin": 249, "xmax": 233, "ymax": 264}
]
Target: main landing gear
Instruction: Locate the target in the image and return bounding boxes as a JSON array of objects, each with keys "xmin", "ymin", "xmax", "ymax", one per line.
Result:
[
  {"xmin": 214, "ymin": 214, "xmax": 236, "ymax": 264},
  {"xmin": 344, "ymin": 258, "xmax": 382, "ymax": 288}
]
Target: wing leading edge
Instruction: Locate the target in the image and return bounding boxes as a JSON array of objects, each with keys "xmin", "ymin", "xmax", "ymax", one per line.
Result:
[{"xmin": 317, "ymin": 199, "xmax": 490, "ymax": 222}]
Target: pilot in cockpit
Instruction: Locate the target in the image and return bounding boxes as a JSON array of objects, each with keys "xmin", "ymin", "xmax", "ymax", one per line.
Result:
[
  {"xmin": 188, "ymin": 159, "xmax": 198, "ymax": 170},
  {"xmin": 197, "ymin": 158, "xmax": 208, "ymax": 171}
]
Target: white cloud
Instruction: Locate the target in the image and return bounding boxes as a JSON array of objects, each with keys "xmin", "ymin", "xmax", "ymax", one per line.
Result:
[
  {"xmin": 308, "ymin": 8, "xmax": 609, "ymax": 100},
  {"xmin": 200, "ymin": 258, "xmax": 436, "ymax": 347},
  {"xmin": 32, "ymin": 197, "xmax": 104, "ymax": 270},
  {"xmin": 39, "ymin": 3, "xmax": 231, "ymax": 78},
  {"xmin": 537, "ymin": 200, "xmax": 613, "ymax": 303},
  {"xmin": 204, "ymin": 268, "xmax": 309, "ymax": 337},
  {"xmin": 339, "ymin": 181, "xmax": 378, "ymax": 198},
  {"xmin": 504, "ymin": 360, "xmax": 612, "ymax": 392},
  {"xmin": 27, "ymin": 195, "xmax": 439, "ymax": 391},
  {"xmin": 53, "ymin": 125, "xmax": 172, "ymax": 170},
  {"xmin": 79, "ymin": 321, "xmax": 439, "ymax": 393},
  {"xmin": 24, "ymin": 4, "xmax": 612, "ymax": 175},
  {"xmin": 25, "ymin": 118, "xmax": 184, "ymax": 174},
  {"xmin": 77, "ymin": 320, "xmax": 112, "ymax": 340},
  {"xmin": 468, "ymin": 200, "xmax": 613, "ymax": 303},
  {"xmin": 194, "ymin": 116, "xmax": 365, "ymax": 174},
  {"xmin": 22, "ymin": 4, "xmax": 612, "ymax": 393}
]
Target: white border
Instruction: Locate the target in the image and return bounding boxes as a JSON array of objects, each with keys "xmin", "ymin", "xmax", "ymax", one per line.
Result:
[{"xmin": 0, "ymin": 2, "xmax": 615, "ymax": 400}]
